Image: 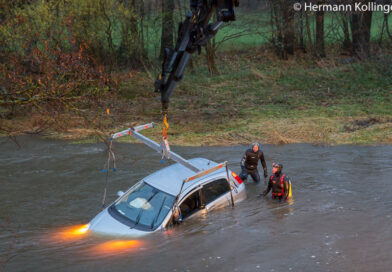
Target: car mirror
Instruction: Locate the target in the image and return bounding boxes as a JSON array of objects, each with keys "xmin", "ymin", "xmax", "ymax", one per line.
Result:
[{"xmin": 117, "ymin": 190, "xmax": 125, "ymax": 197}]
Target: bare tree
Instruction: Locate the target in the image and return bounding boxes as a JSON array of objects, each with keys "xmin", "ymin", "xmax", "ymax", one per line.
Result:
[
  {"xmin": 269, "ymin": 0, "xmax": 295, "ymax": 58},
  {"xmin": 160, "ymin": 0, "xmax": 174, "ymax": 58},
  {"xmin": 315, "ymin": 3, "xmax": 326, "ymax": 58},
  {"xmin": 361, "ymin": 3, "xmax": 372, "ymax": 56},
  {"xmin": 282, "ymin": 0, "xmax": 295, "ymax": 55},
  {"xmin": 341, "ymin": 12, "xmax": 352, "ymax": 52},
  {"xmin": 350, "ymin": 0, "xmax": 372, "ymax": 57}
]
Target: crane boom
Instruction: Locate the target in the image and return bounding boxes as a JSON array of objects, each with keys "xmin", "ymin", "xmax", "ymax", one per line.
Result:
[{"xmin": 155, "ymin": 0, "xmax": 239, "ymax": 112}]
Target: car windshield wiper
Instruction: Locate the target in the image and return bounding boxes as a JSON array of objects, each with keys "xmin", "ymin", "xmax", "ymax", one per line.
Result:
[
  {"xmin": 133, "ymin": 191, "xmax": 158, "ymax": 228},
  {"xmin": 150, "ymin": 196, "xmax": 167, "ymax": 230}
]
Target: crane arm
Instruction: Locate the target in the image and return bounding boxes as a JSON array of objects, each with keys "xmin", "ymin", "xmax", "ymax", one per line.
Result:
[{"xmin": 154, "ymin": 0, "xmax": 239, "ymax": 112}]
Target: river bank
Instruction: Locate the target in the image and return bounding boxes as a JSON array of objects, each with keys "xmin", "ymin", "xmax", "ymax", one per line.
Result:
[{"xmin": 1, "ymin": 49, "xmax": 391, "ymax": 145}]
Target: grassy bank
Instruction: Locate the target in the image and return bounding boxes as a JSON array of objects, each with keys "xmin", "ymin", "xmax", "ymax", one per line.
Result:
[{"xmin": 2, "ymin": 48, "xmax": 392, "ymax": 145}]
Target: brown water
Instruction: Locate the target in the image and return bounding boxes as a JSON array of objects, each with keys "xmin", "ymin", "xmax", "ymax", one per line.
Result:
[{"xmin": 1, "ymin": 137, "xmax": 391, "ymax": 272}]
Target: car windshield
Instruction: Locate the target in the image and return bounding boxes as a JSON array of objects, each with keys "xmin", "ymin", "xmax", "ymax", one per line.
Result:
[{"xmin": 113, "ymin": 182, "xmax": 175, "ymax": 230}]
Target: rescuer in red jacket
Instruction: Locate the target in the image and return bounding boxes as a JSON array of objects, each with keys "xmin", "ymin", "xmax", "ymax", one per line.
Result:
[{"xmin": 262, "ymin": 162, "xmax": 291, "ymax": 201}]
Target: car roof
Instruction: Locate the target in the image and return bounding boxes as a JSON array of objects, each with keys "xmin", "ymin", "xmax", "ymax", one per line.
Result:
[{"xmin": 143, "ymin": 158, "xmax": 224, "ymax": 196}]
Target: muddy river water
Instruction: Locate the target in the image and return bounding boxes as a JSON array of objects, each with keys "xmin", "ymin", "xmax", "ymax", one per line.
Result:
[{"xmin": 1, "ymin": 137, "xmax": 391, "ymax": 272}]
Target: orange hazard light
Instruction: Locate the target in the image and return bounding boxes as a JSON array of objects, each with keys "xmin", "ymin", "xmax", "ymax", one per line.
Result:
[{"xmin": 51, "ymin": 224, "xmax": 89, "ymax": 242}]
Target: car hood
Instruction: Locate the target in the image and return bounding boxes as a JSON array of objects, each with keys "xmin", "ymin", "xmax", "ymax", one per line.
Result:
[{"xmin": 89, "ymin": 208, "xmax": 151, "ymax": 237}]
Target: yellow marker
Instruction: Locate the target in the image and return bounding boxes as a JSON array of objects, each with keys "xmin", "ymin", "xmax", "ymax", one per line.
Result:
[
  {"xmin": 106, "ymin": 108, "xmax": 110, "ymax": 116},
  {"xmin": 162, "ymin": 114, "xmax": 169, "ymax": 140},
  {"xmin": 163, "ymin": 115, "xmax": 169, "ymax": 129},
  {"xmin": 288, "ymin": 181, "xmax": 292, "ymax": 198}
]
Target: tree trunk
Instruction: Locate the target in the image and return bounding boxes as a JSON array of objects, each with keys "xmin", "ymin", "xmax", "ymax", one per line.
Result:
[
  {"xmin": 299, "ymin": 8, "xmax": 305, "ymax": 52},
  {"xmin": 385, "ymin": 14, "xmax": 392, "ymax": 41},
  {"xmin": 270, "ymin": 0, "xmax": 284, "ymax": 59},
  {"xmin": 130, "ymin": 0, "xmax": 140, "ymax": 61},
  {"xmin": 206, "ymin": 39, "xmax": 219, "ymax": 75},
  {"xmin": 351, "ymin": 12, "xmax": 361, "ymax": 55},
  {"xmin": 161, "ymin": 0, "xmax": 174, "ymax": 59},
  {"xmin": 361, "ymin": 9, "xmax": 372, "ymax": 57},
  {"xmin": 379, "ymin": 13, "xmax": 386, "ymax": 45},
  {"xmin": 305, "ymin": 12, "xmax": 314, "ymax": 55},
  {"xmin": 281, "ymin": 0, "xmax": 294, "ymax": 55},
  {"xmin": 351, "ymin": 4, "xmax": 372, "ymax": 58},
  {"xmin": 146, "ymin": 0, "xmax": 151, "ymax": 53},
  {"xmin": 315, "ymin": 9, "xmax": 325, "ymax": 58},
  {"xmin": 341, "ymin": 13, "xmax": 352, "ymax": 52},
  {"xmin": 139, "ymin": 0, "xmax": 145, "ymax": 55}
]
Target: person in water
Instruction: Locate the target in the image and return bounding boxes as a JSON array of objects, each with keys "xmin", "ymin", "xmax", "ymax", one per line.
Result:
[
  {"xmin": 261, "ymin": 162, "xmax": 291, "ymax": 201},
  {"xmin": 239, "ymin": 142, "xmax": 268, "ymax": 183}
]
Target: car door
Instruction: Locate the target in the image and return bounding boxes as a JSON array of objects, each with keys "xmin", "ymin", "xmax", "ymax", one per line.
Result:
[
  {"xmin": 202, "ymin": 178, "xmax": 232, "ymax": 211},
  {"xmin": 178, "ymin": 188, "xmax": 205, "ymax": 221}
]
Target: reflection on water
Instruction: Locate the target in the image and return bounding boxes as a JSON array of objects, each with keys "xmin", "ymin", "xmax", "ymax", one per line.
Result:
[
  {"xmin": 1, "ymin": 137, "xmax": 392, "ymax": 272},
  {"xmin": 90, "ymin": 240, "xmax": 145, "ymax": 256}
]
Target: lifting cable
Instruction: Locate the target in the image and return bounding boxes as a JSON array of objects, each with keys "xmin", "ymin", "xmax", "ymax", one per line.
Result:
[
  {"xmin": 99, "ymin": 109, "xmax": 170, "ymax": 209},
  {"xmin": 101, "ymin": 139, "xmax": 116, "ymax": 209},
  {"xmin": 100, "ymin": 137, "xmax": 150, "ymax": 210}
]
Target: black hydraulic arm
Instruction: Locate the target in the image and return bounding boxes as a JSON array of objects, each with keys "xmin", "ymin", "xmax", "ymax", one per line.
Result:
[{"xmin": 154, "ymin": 0, "xmax": 239, "ymax": 112}]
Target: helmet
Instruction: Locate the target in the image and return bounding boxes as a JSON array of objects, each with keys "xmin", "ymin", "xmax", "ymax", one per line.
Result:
[
  {"xmin": 252, "ymin": 142, "xmax": 260, "ymax": 148},
  {"xmin": 272, "ymin": 161, "xmax": 283, "ymax": 170}
]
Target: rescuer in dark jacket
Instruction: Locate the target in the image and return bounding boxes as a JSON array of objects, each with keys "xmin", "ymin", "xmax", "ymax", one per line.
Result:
[
  {"xmin": 262, "ymin": 162, "xmax": 291, "ymax": 201},
  {"xmin": 239, "ymin": 142, "xmax": 267, "ymax": 183}
]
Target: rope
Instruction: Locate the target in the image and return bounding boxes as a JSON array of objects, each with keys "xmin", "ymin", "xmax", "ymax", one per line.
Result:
[{"xmin": 101, "ymin": 139, "xmax": 116, "ymax": 209}]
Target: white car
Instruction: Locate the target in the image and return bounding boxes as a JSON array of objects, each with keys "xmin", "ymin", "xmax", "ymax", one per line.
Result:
[
  {"xmin": 89, "ymin": 158, "xmax": 246, "ymax": 237},
  {"xmin": 88, "ymin": 123, "xmax": 246, "ymax": 237}
]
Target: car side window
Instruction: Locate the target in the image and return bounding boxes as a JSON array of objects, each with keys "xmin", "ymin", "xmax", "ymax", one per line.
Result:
[
  {"xmin": 179, "ymin": 190, "xmax": 202, "ymax": 219},
  {"xmin": 202, "ymin": 179, "xmax": 230, "ymax": 205}
]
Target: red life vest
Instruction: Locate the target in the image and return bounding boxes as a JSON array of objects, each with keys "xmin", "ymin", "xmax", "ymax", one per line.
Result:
[{"xmin": 271, "ymin": 174, "xmax": 285, "ymax": 197}]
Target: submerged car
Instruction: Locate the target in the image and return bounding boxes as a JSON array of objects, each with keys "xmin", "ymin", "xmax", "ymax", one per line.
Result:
[
  {"xmin": 87, "ymin": 123, "xmax": 246, "ymax": 237},
  {"xmin": 89, "ymin": 158, "xmax": 246, "ymax": 237}
]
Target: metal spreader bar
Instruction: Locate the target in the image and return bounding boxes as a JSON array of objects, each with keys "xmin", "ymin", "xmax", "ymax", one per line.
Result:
[
  {"xmin": 110, "ymin": 123, "xmax": 155, "ymax": 140},
  {"xmin": 110, "ymin": 123, "xmax": 200, "ymax": 173},
  {"xmin": 183, "ymin": 162, "xmax": 227, "ymax": 183}
]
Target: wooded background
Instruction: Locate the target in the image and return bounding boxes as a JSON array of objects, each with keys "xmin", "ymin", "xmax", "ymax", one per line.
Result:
[{"xmin": 2, "ymin": 1, "xmax": 390, "ymax": 73}]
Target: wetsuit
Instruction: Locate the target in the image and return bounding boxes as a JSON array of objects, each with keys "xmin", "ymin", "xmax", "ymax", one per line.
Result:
[
  {"xmin": 239, "ymin": 148, "xmax": 267, "ymax": 183},
  {"xmin": 262, "ymin": 173, "xmax": 290, "ymax": 200}
]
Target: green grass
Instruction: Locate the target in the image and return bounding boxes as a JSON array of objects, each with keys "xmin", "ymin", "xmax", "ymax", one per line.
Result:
[
  {"xmin": 6, "ymin": 62, "xmax": 390, "ymax": 145},
  {"xmin": 154, "ymin": 48, "xmax": 392, "ymax": 145},
  {"xmin": 82, "ymin": 45, "xmax": 391, "ymax": 146}
]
